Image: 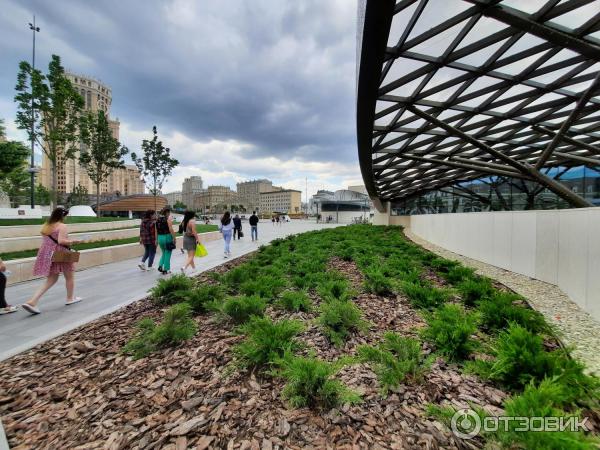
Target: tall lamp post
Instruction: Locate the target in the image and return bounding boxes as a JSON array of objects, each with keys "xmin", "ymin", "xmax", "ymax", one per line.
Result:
[{"xmin": 28, "ymin": 17, "xmax": 40, "ymax": 209}]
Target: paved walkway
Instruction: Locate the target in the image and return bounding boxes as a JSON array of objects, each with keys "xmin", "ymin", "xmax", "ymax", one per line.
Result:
[{"xmin": 0, "ymin": 221, "xmax": 339, "ymax": 361}]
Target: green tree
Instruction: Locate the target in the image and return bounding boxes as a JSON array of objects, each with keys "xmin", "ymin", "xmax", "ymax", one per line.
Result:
[
  {"xmin": 79, "ymin": 111, "xmax": 128, "ymax": 215},
  {"xmin": 14, "ymin": 54, "xmax": 84, "ymax": 208},
  {"xmin": 131, "ymin": 126, "xmax": 178, "ymax": 212},
  {"xmin": 68, "ymin": 183, "xmax": 88, "ymax": 206},
  {"xmin": 0, "ymin": 139, "xmax": 30, "ymax": 207},
  {"xmin": 35, "ymin": 184, "xmax": 51, "ymax": 206},
  {"xmin": 173, "ymin": 200, "xmax": 186, "ymax": 211}
]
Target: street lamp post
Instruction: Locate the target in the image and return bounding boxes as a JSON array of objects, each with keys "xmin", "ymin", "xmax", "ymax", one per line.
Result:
[{"xmin": 28, "ymin": 17, "xmax": 40, "ymax": 209}]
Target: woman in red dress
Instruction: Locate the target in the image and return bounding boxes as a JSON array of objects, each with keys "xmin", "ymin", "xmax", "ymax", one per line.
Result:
[{"xmin": 22, "ymin": 207, "xmax": 83, "ymax": 315}]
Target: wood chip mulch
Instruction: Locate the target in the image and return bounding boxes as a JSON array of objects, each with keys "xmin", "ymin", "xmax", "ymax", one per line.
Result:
[{"xmin": 0, "ymin": 256, "xmax": 513, "ymax": 450}]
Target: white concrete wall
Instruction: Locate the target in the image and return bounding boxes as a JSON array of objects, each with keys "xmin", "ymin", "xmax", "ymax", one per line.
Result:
[
  {"xmin": 0, "ymin": 219, "xmax": 140, "ymax": 239},
  {"xmin": 406, "ymin": 208, "xmax": 600, "ymax": 321},
  {"xmin": 0, "ymin": 206, "xmax": 43, "ymax": 219},
  {"xmin": 5, "ymin": 231, "xmax": 222, "ymax": 286}
]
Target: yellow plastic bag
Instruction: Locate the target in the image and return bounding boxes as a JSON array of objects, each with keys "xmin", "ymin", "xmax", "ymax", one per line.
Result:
[{"xmin": 195, "ymin": 242, "xmax": 208, "ymax": 257}]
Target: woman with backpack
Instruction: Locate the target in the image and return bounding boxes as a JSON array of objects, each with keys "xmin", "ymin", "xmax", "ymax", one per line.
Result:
[
  {"xmin": 138, "ymin": 210, "xmax": 157, "ymax": 271},
  {"xmin": 22, "ymin": 207, "xmax": 83, "ymax": 315},
  {"xmin": 219, "ymin": 211, "xmax": 234, "ymax": 258},
  {"xmin": 156, "ymin": 207, "xmax": 177, "ymax": 275},
  {"xmin": 180, "ymin": 210, "xmax": 200, "ymax": 274}
]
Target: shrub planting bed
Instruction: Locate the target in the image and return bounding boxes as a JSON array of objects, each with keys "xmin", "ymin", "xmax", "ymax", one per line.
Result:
[{"xmin": 0, "ymin": 225, "xmax": 598, "ymax": 449}]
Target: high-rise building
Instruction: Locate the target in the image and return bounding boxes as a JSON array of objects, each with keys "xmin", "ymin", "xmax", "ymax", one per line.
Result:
[
  {"xmin": 260, "ymin": 189, "xmax": 302, "ymax": 214},
  {"xmin": 39, "ymin": 72, "xmax": 144, "ymax": 197},
  {"xmin": 182, "ymin": 176, "xmax": 203, "ymax": 207},
  {"xmin": 237, "ymin": 179, "xmax": 282, "ymax": 213}
]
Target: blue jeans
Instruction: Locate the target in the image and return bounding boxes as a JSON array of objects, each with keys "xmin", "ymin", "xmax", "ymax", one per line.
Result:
[
  {"xmin": 222, "ymin": 230, "xmax": 232, "ymax": 253},
  {"xmin": 141, "ymin": 243, "xmax": 156, "ymax": 267},
  {"xmin": 251, "ymin": 225, "xmax": 258, "ymax": 240}
]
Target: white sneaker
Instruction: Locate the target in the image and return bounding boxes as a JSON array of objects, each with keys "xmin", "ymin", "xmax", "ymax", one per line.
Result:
[
  {"xmin": 65, "ymin": 297, "xmax": 83, "ymax": 306},
  {"xmin": 180, "ymin": 267, "xmax": 186, "ymax": 274},
  {"xmin": 146, "ymin": 267, "xmax": 154, "ymax": 271},
  {"xmin": 138, "ymin": 263, "xmax": 146, "ymax": 271}
]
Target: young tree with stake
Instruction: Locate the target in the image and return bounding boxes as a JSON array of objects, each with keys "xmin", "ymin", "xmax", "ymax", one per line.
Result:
[
  {"xmin": 79, "ymin": 111, "xmax": 128, "ymax": 215},
  {"xmin": 14, "ymin": 55, "xmax": 84, "ymax": 208},
  {"xmin": 131, "ymin": 126, "xmax": 178, "ymax": 212}
]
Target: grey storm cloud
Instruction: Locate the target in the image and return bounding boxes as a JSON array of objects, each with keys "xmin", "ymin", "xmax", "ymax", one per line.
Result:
[{"xmin": 0, "ymin": 0, "xmax": 358, "ymax": 166}]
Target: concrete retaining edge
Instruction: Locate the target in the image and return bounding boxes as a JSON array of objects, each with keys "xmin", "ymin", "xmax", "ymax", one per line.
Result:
[
  {"xmin": 0, "ymin": 219, "xmax": 140, "ymax": 239},
  {"xmin": 5, "ymin": 231, "xmax": 222, "ymax": 286}
]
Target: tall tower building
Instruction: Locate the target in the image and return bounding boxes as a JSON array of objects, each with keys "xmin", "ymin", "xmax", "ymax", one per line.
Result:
[
  {"xmin": 39, "ymin": 72, "xmax": 144, "ymax": 197},
  {"xmin": 182, "ymin": 176, "xmax": 203, "ymax": 207},
  {"xmin": 237, "ymin": 179, "xmax": 281, "ymax": 213}
]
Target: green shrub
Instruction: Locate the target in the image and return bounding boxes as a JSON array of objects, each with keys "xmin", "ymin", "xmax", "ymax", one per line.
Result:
[
  {"xmin": 222, "ymin": 295, "xmax": 266, "ymax": 323},
  {"xmin": 239, "ymin": 275, "xmax": 286, "ymax": 300},
  {"xmin": 277, "ymin": 290, "xmax": 312, "ymax": 312},
  {"xmin": 496, "ymin": 379, "xmax": 599, "ymax": 450},
  {"xmin": 122, "ymin": 318, "xmax": 157, "ymax": 359},
  {"xmin": 358, "ymin": 333, "xmax": 432, "ymax": 394},
  {"xmin": 222, "ymin": 265, "xmax": 253, "ymax": 288},
  {"xmin": 150, "ymin": 274, "xmax": 194, "ymax": 304},
  {"xmin": 421, "ymin": 304, "xmax": 478, "ymax": 361},
  {"xmin": 317, "ymin": 299, "xmax": 368, "ymax": 346},
  {"xmin": 363, "ymin": 266, "xmax": 394, "ymax": 296},
  {"xmin": 478, "ymin": 292, "xmax": 548, "ymax": 333},
  {"xmin": 234, "ymin": 317, "xmax": 304, "ymax": 370},
  {"xmin": 429, "ymin": 257, "xmax": 459, "ymax": 273},
  {"xmin": 338, "ymin": 246, "xmax": 354, "ymax": 262},
  {"xmin": 317, "ymin": 278, "xmax": 355, "ymax": 303},
  {"xmin": 276, "ymin": 353, "xmax": 361, "ymax": 409},
  {"xmin": 401, "ymin": 281, "xmax": 448, "ymax": 310},
  {"xmin": 488, "ymin": 324, "xmax": 552, "ymax": 389},
  {"xmin": 122, "ymin": 303, "xmax": 197, "ymax": 359},
  {"xmin": 457, "ymin": 277, "xmax": 494, "ymax": 306},
  {"xmin": 185, "ymin": 285, "xmax": 225, "ymax": 314},
  {"xmin": 444, "ymin": 265, "xmax": 476, "ymax": 284}
]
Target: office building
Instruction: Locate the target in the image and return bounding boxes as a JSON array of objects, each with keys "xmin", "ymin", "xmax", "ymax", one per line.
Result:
[
  {"xmin": 260, "ymin": 189, "xmax": 302, "ymax": 214},
  {"xmin": 236, "ymin": 179, "xmax": 281, "ymax": 213},
  {"xmin": 182, "ymin": 176, "xmax": 203, "ymax": 207}
]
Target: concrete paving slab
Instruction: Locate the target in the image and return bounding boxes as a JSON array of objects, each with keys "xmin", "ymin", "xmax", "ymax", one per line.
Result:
[{"xmin": 0, "ymin": 221, "xmax": 339, "ymax": 361}]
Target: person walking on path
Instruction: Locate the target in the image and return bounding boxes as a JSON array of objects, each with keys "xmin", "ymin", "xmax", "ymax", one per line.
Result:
[
  {"xmin": 156, "ymin": 207, "xmax": 177, "ymax": 275},
  {"xmin": 0, "ymin": 257, "xmax": 17, "ymax": 315},
  {"xmin": 22, "ymin": 207, "xmax": 83, "ymax": 315},
  {"xmin": 138, "ymin": 210, "xmax": 157, "ymax": 271},
  {"xmin": 233, "ymin": 214, "xmax": 242, "ymax": 240},
  {"xmin": 249, "ymin": 211, "xmax": 259, "ymax": 241},
  {"xmin": 219, "ymin": 211, "xmax": 234, "ymax": 258},
  {"xmin": 272, "ymin": 216, "xmax": 275, "ymax": 226},
  {"xmin": 180, "ymin": 211, "xmax": 200, "ymax": 274}
]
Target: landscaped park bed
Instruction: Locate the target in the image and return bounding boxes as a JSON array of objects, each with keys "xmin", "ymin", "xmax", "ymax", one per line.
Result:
[{"xmin": 0, "ymin": 225, "xmax": 598, "ymax": 449}]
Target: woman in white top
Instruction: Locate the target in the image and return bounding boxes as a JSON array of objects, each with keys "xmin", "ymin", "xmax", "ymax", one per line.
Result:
[{"xmin": 218, "ymin": 211, "xmax": 234, "ymax": 258}]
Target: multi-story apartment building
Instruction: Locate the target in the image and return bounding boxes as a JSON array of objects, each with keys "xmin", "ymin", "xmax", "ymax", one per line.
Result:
[
  {"xmin": 260, "ymin": 189, "xmax": 302, "ymax": 214},
  {"xmin": 193, "ymin": 185, "xmax": 240, "ymax": 213},
  {"xmin": 38, "ymin": 72, "xmax": 144, "ymax": 197},
  {"xmin": 164, "ymin": 191, "xmax": 183, "ymax": 207},
  {"xmin": 236, "ymin": 179, "xmax": 282, "ymax": 213},
  {"xmin": 182, "ymin": 176, "xmax": 203, "ymax": 207}
]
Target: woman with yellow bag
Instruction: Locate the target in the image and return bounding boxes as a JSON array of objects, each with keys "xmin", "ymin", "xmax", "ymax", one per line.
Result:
[{"xmin": 180, "ymin": 210, "xmax": 200, "ymax": 274}]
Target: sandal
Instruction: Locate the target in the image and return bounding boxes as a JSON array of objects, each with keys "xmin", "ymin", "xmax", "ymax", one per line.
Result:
[{"xmin": 0, "ymin": 305, "xmax": 18, "ymax": 315}]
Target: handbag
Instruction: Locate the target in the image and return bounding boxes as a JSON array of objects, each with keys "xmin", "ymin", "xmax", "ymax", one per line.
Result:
[
  {"xmin": 48, "ymin": 235, "xmax": 80, "ymax": 263},
  {"xmin": 239, "ymin": 230, "xmax": 244, "ymax": 238},
  {"xmin": 195, "ymin": 243, "xmax": 208, "ymax": 257},
  {"xmin": 166, "ymin": 240, "xmax": 176, "ymax": 251}
]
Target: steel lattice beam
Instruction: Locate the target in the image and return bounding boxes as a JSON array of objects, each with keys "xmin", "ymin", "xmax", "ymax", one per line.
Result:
[{"xmin": 356, "ymin": 0, "xmax": 600, "ymax": 207}]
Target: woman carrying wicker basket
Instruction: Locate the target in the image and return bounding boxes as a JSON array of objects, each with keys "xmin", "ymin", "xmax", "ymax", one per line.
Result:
[{"xmin": 22, "ymin": 207, "xmax": 83, "ymax": 315}]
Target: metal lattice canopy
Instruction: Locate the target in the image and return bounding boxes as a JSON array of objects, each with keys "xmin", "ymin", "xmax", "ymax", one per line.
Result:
[{"xmin": 356, "ymin": 0, "xmax": 600, "ymax": 207}]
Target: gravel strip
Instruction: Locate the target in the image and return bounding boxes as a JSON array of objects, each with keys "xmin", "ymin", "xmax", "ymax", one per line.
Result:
[{"xmin": 405, "ymin": 229, "xmax": 600, "ymax": 375}]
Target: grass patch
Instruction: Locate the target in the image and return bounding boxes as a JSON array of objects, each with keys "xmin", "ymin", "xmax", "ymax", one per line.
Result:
[{"xmin": 0, "ymin": 216, "xmax": 132, "ymax": 226}]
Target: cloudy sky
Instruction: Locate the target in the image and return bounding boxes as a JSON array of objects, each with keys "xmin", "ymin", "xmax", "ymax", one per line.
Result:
[{"xmin": 0, "ymin": 0, "xmax": 362, "ymax": 198}]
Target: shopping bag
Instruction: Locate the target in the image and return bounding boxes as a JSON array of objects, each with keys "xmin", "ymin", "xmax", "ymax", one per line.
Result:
[{"xmin": 195, "ymin": 242, "xmax": 208, "ymax": 257}]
